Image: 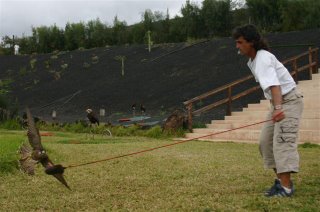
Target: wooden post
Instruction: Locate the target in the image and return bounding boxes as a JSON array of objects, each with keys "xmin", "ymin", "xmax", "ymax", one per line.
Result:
[
  {"xmin": 315, "ymin": 48, "xmax": 319, "ymax": 74},
  {"xmin": 293, "ymin": 59, "xmax": 298, "ymax": 83},
  {"xmin": 227, "ymin": 86, "xmax": 232, "ymax": 116},
  {"xmin": 308, "ymin": 47, "xmax": 313, "ymax": 79},
  {"xmin": 187, "ymin": 103, "xmax": 193, "ymax": 132}
]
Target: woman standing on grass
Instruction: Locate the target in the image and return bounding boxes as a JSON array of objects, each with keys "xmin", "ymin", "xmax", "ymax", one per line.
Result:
[{"xmin": 232, "ymin": 24, "xmax": 304, "ymax": 197}]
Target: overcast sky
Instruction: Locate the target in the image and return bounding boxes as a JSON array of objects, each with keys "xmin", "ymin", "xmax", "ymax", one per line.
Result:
[{"xmin": 0, "ymin": 0, "xmax": 204, "ymax": 39}]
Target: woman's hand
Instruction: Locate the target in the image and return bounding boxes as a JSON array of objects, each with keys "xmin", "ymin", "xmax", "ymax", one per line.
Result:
[{"xmin": 272, "ymin": 109, "xmax": 285, "ymax": 122}]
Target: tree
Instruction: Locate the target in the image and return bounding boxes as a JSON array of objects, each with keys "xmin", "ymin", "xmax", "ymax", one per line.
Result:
[
  {"xmin": 201, "ymin": 0, "xmax": 232, "ymax": 37},
  {"xmin": 281, "ymin": 0, "xmax": 320, "ymax": 31},
  {"xmin": 85, "ymin": 18, "xmax": 109, "ymax": 48},
  {"xmin": 142, "ymin": 9, "xmax": 155, "ymax": 32},
  {"xmin": 303, "ymin": 0, "xmax": 320, "ymax": 29},
  {"xmin": 181, "ymin": 0, "xmax": 202, "ymax": 39},
  {"xmin": 246, "ymin": 0, "xmax": 284, "ymax": 31},
  {"xmin": 64, "ymin": 22, "xmax": 86, "ymax": 50},
  {"xmin": 112, "ymin": 16, "xmax": 128, "ymax": 45}
]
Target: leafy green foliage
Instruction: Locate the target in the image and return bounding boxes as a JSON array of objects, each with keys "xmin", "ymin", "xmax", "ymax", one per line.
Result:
[
  {"xmin": 1, "ymin": 0, "xmax": 319, "ymax": 54},
  {"xmin": 0, "ymin": 119, "xmax": 22, "ymax": 130},
  {"xmin": 29, "ymin": 58, "xmax": 37, "ymax": 70},
  {"xmin": 83, "ymin": 62, "xmax": 91, "ymax": 69},
  {"xmin": 0, "ymin": 78, "xmax": 13, "ymax": 95},
  {"xmin": 44, "ymin": 60, "xmax": 51, "ymax": 69},
  {"xmin": 60, "ymin": 63, "xmax": 68, "ymax": 70},
  {"xmin": 91, "ymin": 55, "xmax": 99, "ymax": 64},
  {"xmin": 50, "ymin": 55, "xmax": 58, "ymax": 60},
  {"xmin": 201, "ymin": 0, "xmax": 232, "ymax": 36},
  {"xmin": 23, "ymin": 121, "xmax": 185, "ymax": 139},
  {"xmin": 18, "ymin": 66, "xmax": 28, "ymax": 76}
]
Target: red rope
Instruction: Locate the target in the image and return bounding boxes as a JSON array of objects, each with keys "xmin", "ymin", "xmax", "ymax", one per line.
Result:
[{"xmin": 66, "ymin": 113, "xmax": 281, "ymax": 169}]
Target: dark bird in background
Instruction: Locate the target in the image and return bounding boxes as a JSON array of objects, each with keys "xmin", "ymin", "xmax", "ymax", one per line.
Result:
[
  {"xmin": 132, "ymin": 103, "xmax": 136, "ymax": 116},
  {"xmin": 140, "ymin": 104, "xmax": 146, "ymax": 114},
  {"xmin": 131, "ymin": 103, "xmax": 136, "ymax": 111},
  {"xmin": 86, "ymin": 108, "xmax": 99, "ymax": 125},
  {"xmin": 25, "ymin": 108, "xmax": 70, "ymax": 189}
]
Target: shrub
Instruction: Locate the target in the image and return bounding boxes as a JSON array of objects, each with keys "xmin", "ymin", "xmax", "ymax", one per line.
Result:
[
  {"xmin": 0, "ymin": 78, "xmax": 13, "ymax": 96},
  {"xmin": 50, "ymin": 55, "xmax": 58, "ymax": 60},
  {"xmin": 44, "ymin": 60, "xmax": 51, "ymax": 69},
  {"xmin": 19, "ymin": 66, "xmax": 28, "ymax": 76},
  {"xmin": 33, "ymin": 79, "xmax": 39, "ymax": 85},
  {"xmin": 83, "ymin": 62, "xmax": 90, "ymax": 69},
  {"xmin": 16, "ymin": 120, "xmax": 185, "ymax": 139},
  {"xmin": 52, "ymin": 71, "xmax": 61, "ymax": 80},
  {"xmin": 63, "ymin": 122, "xmax": 89, "ymax": 133},
  {"xmin": 144, "ymin": 125, "xmax": 163, "ymax": 138},
  {"xmin": 60, "ymin": 63, "xmax": 68, "ymax": 70},
  {"xmin": 0, "ymin": 119, "xmax": 22, "ymax": 130},
  {"xmin": 30, "ymin": 58, "xmax": 37, "ymax": 70},
  {"xmin": 91, "ymin": 56, "xmax": 99, "ymax": 64},
  {"xmin": 111, "ymin": 126, "xmax": 133, "ymax": 136}
]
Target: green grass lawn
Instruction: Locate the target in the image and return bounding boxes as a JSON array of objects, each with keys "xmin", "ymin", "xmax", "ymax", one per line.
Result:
[{"xmin": 0, "ymin": 129, "xmax": 319, "ymax": 211}]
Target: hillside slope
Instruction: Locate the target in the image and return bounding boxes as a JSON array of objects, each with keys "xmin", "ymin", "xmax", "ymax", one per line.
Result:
[{"xmin": 0, "ymin": 29, "xmax": 319, "ymax": 122}]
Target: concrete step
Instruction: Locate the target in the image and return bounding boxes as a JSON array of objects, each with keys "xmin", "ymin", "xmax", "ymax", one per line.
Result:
[
  {"xmin": 184, "ymin": 72, "xmax": 320, "ymax": 144},
  {"xmin": 230, "ymin": 110, "xmax": 320, "ymax": 119},
  {"xmin": 210, "ymin": 118, "xmax": 320, "ymax": 125},
  {"xmin": 245, "ymin": 106, "xmax": 320, "ymax": 112},
  {"xmin": 207, "ymin": 119, "xmax": 320, "ymax": 130},
  {"xmin": 245, "ymin": 101, "xmax": 320, "ymax": 111},
  {"xmin": 298, "ymin": 82, "xmax": 320, "ymax": 87},
  {"xmin": 225, "ymin": 115, "xmax": 319, "ymax": 121},
  {"xmin": 298, "ymin": 86, "xmax": 320, "ymax": 92},
  {"xmin": 299, "ymin": 76, "xmax": 320, "ymax": 82},
  {"xmin": 311, "ymin": 72, "xmax": 320, "ymax": 78},
  {"xmin": 299, "ymin": 88, "xmax": 320, "ymax": 94},
  {"xmin": 186, "ymin": 129, "xmax": 320, "ymax": 143}
]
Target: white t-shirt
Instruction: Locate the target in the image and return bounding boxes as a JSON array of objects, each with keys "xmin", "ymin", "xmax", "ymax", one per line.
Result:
[
  {"xmin": 247, "ymin": 49, "xmax": 296, "ymax": 100},
  {"xmin": 14, "ymin": 44, "xmax": 19, "ymax": 51}
]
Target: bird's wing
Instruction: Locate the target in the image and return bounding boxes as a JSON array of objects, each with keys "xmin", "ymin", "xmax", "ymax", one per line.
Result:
[
  {"xmin": 53, "ymin": 173, "xmax": 71, "ymax": 190},
  {"xmin": 18, "ymin": 143, "xmax": 37, "ymax": 175},
  {"xmin": 42, "ymin": 159, "xmax": 71, "ymax": 190},
  {"xmin": 26, "ymin": 108, "xmax": 44, "ymax": 151}
]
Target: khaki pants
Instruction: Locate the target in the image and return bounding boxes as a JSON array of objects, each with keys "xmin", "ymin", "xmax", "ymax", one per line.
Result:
[{"xmin": 259, "ymin": 88, "xmax": 304, "ymax": 174}]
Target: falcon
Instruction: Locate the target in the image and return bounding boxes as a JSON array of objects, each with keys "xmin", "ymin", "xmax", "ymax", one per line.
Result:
[{"xmin": 25, "ymin": 108, "xmax": 70, "ymax": 189}]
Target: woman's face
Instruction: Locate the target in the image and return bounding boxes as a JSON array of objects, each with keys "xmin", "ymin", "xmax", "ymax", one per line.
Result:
[{"xmin": 235, "ymin": 36, "xmax": 255, "ymax": 58}]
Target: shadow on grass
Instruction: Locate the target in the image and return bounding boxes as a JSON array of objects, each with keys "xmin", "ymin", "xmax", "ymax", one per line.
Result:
[{"xmin": 299, "ymin": 142, "xmax": 320, "ymax": 148}]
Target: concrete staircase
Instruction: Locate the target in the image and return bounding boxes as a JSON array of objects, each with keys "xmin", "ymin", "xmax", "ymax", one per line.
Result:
[{"xmin": 185, "ymin": 73, "xmax": 320, "ymax": 144}]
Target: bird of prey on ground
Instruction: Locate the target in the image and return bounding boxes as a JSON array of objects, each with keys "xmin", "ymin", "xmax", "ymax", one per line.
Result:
[
  {"xmin": 86, "ymin": 108, "xmax": 99, "ymax": 125},
  {"xmin": 24, "ymin": 108, "xmax": 70, "ymax": 189}
]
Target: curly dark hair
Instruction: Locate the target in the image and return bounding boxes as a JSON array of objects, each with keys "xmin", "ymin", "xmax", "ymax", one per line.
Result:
[{"xmin": 232, "ymin": 24, "xmax": 269, "ymax": 51}]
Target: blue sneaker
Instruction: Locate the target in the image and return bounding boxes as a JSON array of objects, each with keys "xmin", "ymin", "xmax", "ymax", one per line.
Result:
[
  {"xmin": 265, "ymin": 182, "xmax": 294, "ymax": 197},
  {"xmin": 264, "ymin": 179, "xmax": 280, "ymax": 196}
]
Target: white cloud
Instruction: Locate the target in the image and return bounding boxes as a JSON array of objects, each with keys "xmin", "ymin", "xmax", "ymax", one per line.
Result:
[{"xmin": 0, "ymin": 0, "xmax": 203, "ymax": 38}]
